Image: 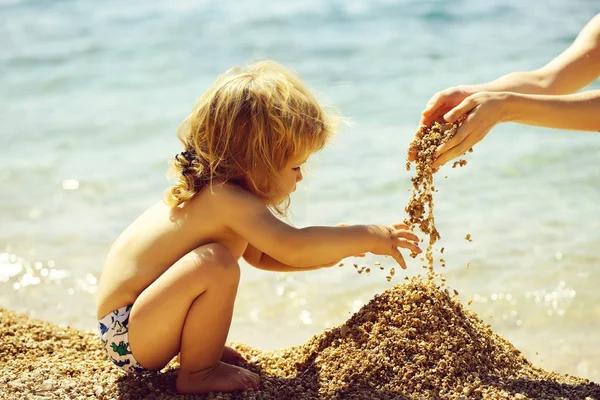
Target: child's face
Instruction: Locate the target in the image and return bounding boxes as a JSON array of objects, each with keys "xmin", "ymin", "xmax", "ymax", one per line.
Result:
[
  {"xmin": 283, "ymin": 156, "xmax": 306, "ymax": 193},
  {"xmin": 271, "ymin": 154, "xmax": 307, "ymax": 204}
]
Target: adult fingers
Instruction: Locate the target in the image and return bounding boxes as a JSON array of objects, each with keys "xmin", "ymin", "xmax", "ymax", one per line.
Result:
[
  {"xmin": 449, "ymin": 128, "xmax": 488, "ymax": 165},
  {"xmin": 407, "ymin": 125, "xmax": 428, "ymax": 162},
  {"xmin": 431, "ymin": 144, "xmax": 463, "ymax": 170},
  {"xmin": 407, "ymin": 146, "xmax": 419, "ymax": 162},
  {"xmin": 443, "ymin": 95, "xmax": 477, "ymax": 123},
  {"xmin": 407, "ymin": 144, "xmax": 417, "ymax": 162},
  {"xmin": 420, "ymin": 107, "xmax": 451, "ymax": 127},
  {"xmin": 390, "ymin": 247, "xmax": 407, "ymax": 270},
  {"xmin": 434, "ymin": 115, "xmax": 473, "ymax": 159},
  {"xmin": 432, "ymin": 110, "xmax": 480, "ymax": 168},
  {"xmin": 422, "ymin": 91, "xmax": 446, "ymax": 118},
  {"xmin": 420, "ymin": 113, "xmax": 442, "ymax": 127},
  {"xmin": 421, "ymin": 88, "xmax": 463, "ymax": 126},
  {"xmin": 432, "ymin": 136, "xmax": 473, "ymax": 170}
]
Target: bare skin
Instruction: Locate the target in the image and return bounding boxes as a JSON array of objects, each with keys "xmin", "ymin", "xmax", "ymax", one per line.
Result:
[
  {"xmin": 96, "ymin": 157, "xmax": 421, "ymax": 395},
  {"xmin": 410, "ymin": 13, "xmax": 600, "ymax": 169},
  {"xmin": 128, "ymin": 243, "xmax": 260, "ymax": 392},
  {"xmin": 176, "ymin": 345, "xmax": 243, "ymax": 365}
]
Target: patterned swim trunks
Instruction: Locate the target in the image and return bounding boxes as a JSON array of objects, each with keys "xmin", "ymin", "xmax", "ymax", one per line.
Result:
[{"xmin": 98, "ymin": 304, "xmax": 149, "ymax": 373}]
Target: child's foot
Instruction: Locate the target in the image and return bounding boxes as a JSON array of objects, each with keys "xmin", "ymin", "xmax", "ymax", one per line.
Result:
[
  {"xmin": 176, "ymin": 346, "xmax": 244, "ymax": 365},
  {"xmin": 176, "ymin": 362, "xmax": 260, "ymax": 394}
]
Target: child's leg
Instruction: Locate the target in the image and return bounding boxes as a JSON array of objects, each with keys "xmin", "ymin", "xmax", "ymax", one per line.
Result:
[
  {"xmin": 176, "ymin": 345, "xmax": 243, "ymax": 365},
  {"xmin": 127, "ymin": 243, "xmax": 260, "ymax": 393}
]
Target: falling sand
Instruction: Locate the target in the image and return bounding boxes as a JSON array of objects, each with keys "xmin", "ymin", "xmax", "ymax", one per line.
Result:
[{"xmin": 405, "ymin": 121, "xmax": 468, "ymax": 280}]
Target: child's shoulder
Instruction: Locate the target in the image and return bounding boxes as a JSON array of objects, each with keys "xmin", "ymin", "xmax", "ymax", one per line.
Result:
[{"xmin": 202, "ymin": 182, "xmax": 264, "ymax": 210}]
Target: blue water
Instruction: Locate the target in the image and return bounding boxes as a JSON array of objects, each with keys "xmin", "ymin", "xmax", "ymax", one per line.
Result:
[{"xmin": 1, "ymin": 0, "xmax": 599, "ymax": 382}]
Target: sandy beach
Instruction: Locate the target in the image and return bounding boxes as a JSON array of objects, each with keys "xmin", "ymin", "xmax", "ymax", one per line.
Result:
[{"xmin": 2, "ymin": 278, "xmax": 599, "ymax": 400}]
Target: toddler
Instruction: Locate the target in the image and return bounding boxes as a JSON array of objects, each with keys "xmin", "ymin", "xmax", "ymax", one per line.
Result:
[{"xmin": 96, "ymin": 60, "xmax": 421, "ymax": 395}]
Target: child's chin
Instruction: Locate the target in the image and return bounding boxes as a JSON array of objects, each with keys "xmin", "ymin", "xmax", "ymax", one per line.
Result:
[{"xmin": 267, "ymin": 194, "xmax": 291, "ymax": 207}]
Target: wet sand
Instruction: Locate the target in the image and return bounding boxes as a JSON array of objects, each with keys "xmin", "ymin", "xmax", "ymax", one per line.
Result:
[{"xmin": 2, "ymin": 277, "xmax": 599, "ymax": 400}]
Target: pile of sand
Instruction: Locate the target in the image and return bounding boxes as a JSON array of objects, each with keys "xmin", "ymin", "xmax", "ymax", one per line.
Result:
[{"xmin": 2, "ymin": 277, "xmax": 598, "ymax": 400}]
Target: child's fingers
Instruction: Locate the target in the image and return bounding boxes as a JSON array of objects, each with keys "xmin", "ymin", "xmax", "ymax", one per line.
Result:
[
  {"xmin": 390, "ymin": 247, "xmax": 407, "ymax": 270},
  {"xmin": 391, "ymin": 222, "xmax": 410, "ymax": 230},
  {"xmin": 393, "ymin": 229, "xmax": 419, "ymax": 242},
  {"xmin": 396, "ymin": 238, "xmax": 421, "ymax": 254}
]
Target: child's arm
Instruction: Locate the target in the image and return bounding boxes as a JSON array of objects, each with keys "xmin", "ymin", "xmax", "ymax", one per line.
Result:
[
  {"xmin": 217, "ymin": 185, "xmax": 421, "ymax": 269},
  {"xmin": 243, "ymin": 244, "xmax": 334, "ymax": 272}
]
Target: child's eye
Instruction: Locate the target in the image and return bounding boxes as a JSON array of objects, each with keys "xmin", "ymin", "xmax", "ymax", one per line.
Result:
[{"xmin": 293, "ymin": 167, "xmax": 302, "ymax": 171}]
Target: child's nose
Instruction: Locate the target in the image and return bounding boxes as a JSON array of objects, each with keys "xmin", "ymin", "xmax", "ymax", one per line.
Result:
[{"xmin": 296, "ymin": 170, "xmax": 303, "ymax": 182}]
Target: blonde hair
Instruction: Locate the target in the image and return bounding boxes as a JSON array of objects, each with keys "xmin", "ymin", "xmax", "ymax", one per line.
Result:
[{"xmin": 164, "ymin": 60, "xmax": 338, "ymax": 213}]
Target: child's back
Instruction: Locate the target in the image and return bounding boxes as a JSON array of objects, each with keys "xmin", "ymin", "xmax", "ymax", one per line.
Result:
[{"xmin": 97, "ymin": 184, "xmax": 242, "ymax": 320}]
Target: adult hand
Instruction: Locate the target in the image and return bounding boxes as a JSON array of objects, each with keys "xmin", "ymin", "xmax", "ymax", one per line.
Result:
[
  {"xmin": 431, "ymin": 91, "xmax": 512, "ymax": 169},
  {"xmin": 408, "ymin": 86, "xmax": 474, "ymax": 162}
]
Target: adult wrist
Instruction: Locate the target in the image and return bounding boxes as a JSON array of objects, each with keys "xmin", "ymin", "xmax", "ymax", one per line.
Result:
[
  {"xmin": 499, "ymin": 92, "xmax": 522, "ymax": 123},
  {"xmin": 459, "ymin": 84, "xmax": 483, "ymax": 95}
]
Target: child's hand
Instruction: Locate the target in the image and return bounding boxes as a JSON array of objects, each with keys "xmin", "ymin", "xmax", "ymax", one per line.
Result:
[{"xmin": 368, "ymin": 223, "xmax": 421, "ymax": 269}]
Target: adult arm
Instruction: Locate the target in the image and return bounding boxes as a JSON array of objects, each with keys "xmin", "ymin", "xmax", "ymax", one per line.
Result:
[
  {"xmin": 418, "ymin": 13, "xmax": 600, "ymax": 129},
  {"xmin": 430, "ymin": 89, "xmax": 600, "ymax": 168},
  {"xmin": 411, "ymin": 14, "xmax": 600, "ymax": 168}
]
